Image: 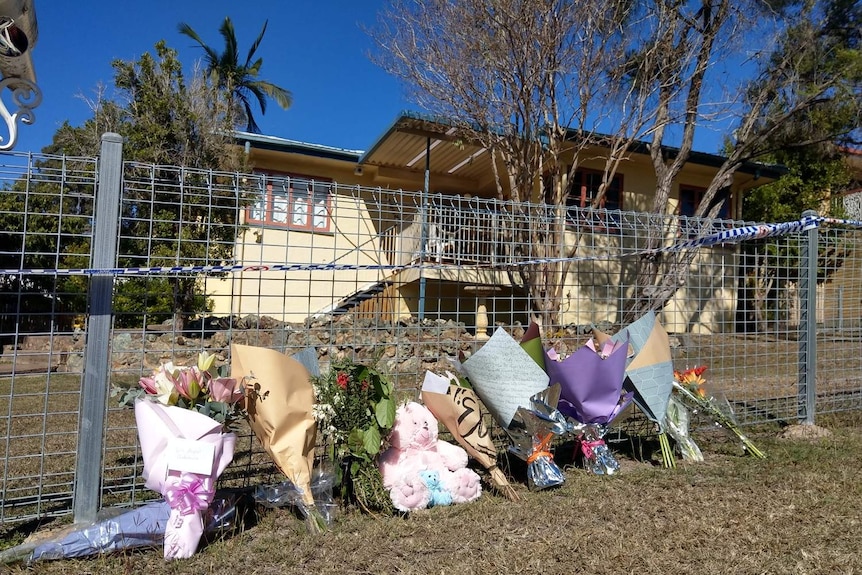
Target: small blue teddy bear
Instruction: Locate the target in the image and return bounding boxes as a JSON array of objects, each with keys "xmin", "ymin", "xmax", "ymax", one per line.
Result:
[{"xmin": 418, "ymin": 469, "xmax": 453, "ymax": 507}]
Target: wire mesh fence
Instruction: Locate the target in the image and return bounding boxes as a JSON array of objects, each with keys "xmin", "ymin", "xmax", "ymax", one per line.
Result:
[{"xmin": 1, "ymin": 141, "xmax": 861, "ymax": 525}]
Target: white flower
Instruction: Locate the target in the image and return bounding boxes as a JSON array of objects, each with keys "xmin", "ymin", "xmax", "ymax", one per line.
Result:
[
  {"xmin": 312, "ymin": 403, "xmax": 336, "ymax": 426},
  {"xmin": 152, "ymin": 367, "xmax": 179, "ymax": 406}
]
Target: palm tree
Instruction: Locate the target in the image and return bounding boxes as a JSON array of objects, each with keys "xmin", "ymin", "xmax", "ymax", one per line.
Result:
[{"xmin": 178, "ymin": 17, "xmax": 292, "ymax": 133}]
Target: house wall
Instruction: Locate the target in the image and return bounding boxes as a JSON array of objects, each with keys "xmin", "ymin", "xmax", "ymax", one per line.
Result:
[
  {"xmin": 560, "ymin": 144, "xmax": 761, "ymax": 218},
  {"xmin": 556, "ymin": 229, "xmax": 739, "ymax": 333},
  {"xmin": 549, "ymin": 149, "xmax": 747, "ymax": 333},
  {"xmin": 205, "ymin": 149, "xmax": 390, "ymax": 321}
]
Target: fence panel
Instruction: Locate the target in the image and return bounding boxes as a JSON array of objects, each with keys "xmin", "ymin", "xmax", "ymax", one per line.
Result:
[
  {"xmin": 2, "ymin": 149, "xmax": 861, "ymax": 526},
  {"xmin": 0, "ymin": 150, "xmax": 97, "ymax": 523}
]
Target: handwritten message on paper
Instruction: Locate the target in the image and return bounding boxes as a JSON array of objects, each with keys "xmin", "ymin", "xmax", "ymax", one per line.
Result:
[
  {"xmin": 166, "ymin": 438, "xmax": 216, "ymax": 475},
  {"xmin": 461, "ymin": 327, "xmax": 549, "ymax": 428},
  {"xmin": 421, "ymin": 371, "xmax": 497, "ymax": 461},
  {"xmin": 448, "ymin": 385, "xmax": 497, "ymax": 460}
]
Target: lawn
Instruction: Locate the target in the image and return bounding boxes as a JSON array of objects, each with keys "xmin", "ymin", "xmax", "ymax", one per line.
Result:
[{"xmin": 3, "ymin": 412, "xmax": 860, "ymax": 575}]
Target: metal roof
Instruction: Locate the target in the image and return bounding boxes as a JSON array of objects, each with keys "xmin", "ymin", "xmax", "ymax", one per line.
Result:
[
  {"xmin": 357, "ymin": 111, "xmax": 495, "ymax": 187},
  {"xmin": 236, "ymin": 131, "xmax": 364, "ymax": 163},
  {"xmin": 357, "ymin": 111, "xmax": 786, "ymax": 182}
]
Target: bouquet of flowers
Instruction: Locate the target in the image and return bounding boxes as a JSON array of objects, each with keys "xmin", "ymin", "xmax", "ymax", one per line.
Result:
[
  {"xmin": 672, "ymin": 366, "xmax": 765, "ymax": 459},
  {"xmin": 230, "ymin": 344, "xmax": 328, "ymax": 533},
  {"xmin": 544, "ymin": 337, "xmax": 632, "ymax": 475},
  {"xmin": 312, "ymin": 357, "xmax": 397, "ymax": 514},
  {"xmin": 507, "ymin": 384, "xmax": 573, "ymax": 490},
  {"xmin": 601, "ymin": 311, "xmax": 677, "ymax": 469},
  {"xmin": 114, "ymin": 352, "xmax": 242, "ymax": 559},
  {"xmin": 116, "ymin": 351, "xmax": 245, "ymax": 428}
]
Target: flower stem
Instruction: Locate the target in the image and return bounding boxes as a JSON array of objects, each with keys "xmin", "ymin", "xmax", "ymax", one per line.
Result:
[
  {"xmin": 659, "ymin": 432, "xmax": 676, "ymax": 469},
  {"xmin": 672, "ymin": 381, "xmax": 766, "ymax": 459}
]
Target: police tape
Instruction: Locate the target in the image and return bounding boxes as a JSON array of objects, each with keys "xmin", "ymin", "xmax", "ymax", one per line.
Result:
[{"xmin": 3, "ymin": 214, "xmax": 861, "ymax": 277}]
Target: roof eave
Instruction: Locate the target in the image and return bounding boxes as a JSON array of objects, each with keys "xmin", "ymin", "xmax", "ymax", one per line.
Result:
[{"xmin": 235, "ymin": 131, "xmax": 363, "ymax": 163}]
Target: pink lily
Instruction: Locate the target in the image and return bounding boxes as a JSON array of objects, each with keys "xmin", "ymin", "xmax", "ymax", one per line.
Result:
[
  {"xmin": 175, "ymin": 366, "xmax": 204, "ymax": 400},
  {"xmin": 208, "ymin": 376, "xmax": 243, "ymax": 404},
  {"xmin": 139, "ymin": 375, "xmax": 158, "ymax": 395}
]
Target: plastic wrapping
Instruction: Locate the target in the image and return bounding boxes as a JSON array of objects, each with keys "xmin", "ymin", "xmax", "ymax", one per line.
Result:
[
  {"xmin": 253, "ymin": 467, "xmax": 338, "ymax": 526},
  {"xmin": 507, "ymin": 384, "xmax": 572, "ymax": 490},
  {"xmin": 576, "ymin": 424, "xmax": 620, "ymax": 475},
  {"xmin": 672, "ymin": 371, "xmax": 765, "ymax": 459},
  {"xmin": 0, "ymin": 490, "xmax": 252, "ymax": 565},
  {"xmin": 664, "ymin": 395, "xmax": 704, "ymax": 462}
]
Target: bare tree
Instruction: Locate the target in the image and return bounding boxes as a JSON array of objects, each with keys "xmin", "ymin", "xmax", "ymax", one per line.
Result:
[
  {"xmin": 623, "ymin": 0, "xmax": 861, "ymax": 322},
  {"xmin": 373, "ymin": 0, "xmax": 657, "ymax": 325},
  {"xmin": 373, "ymin": 0, "xmax": 860, "ymax": 327}
]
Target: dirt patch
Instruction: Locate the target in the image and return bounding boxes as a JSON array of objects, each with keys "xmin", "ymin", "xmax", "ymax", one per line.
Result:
[{"xmin": 777, "ymin": 423, "xmax": 833, "ymax": 440}]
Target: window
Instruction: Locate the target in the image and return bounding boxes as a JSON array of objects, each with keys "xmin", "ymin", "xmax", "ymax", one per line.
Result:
[
  {"xmin": 678, "ymin": 186, "xmax": 730, "ymax": 219},
  {"xmin": 568, "ymin": 170, "xmax": 623, "ymax": 210},
  {"xmin": 678, "ymin": 186, "xmax": 731, "ymax": 237},
  {"xmin": 565, "ymin": 169, "xmax": 623, "ymax": 229},
  {"xmin": 248, "ymin": 174, "xmax": 331, "ymax": 232}
]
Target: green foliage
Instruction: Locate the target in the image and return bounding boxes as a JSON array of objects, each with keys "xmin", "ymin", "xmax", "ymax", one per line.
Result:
[
  {"xmin": 178, "ymin": 17, "xmax": 292, "ymax": 134},
  {"xmin": 743, "ymin": 150, "xmax": 852, "ymax": 223},
  {"xmin": 16, "ymin": 40, "xmax": 251, "ymax": 329},
  {"xmin": 747, "ymin": 0, "xmax": 860, "ymax": 155},
  {"xmin": 312, "ymin": 358, "xmax": 396, "ymax": 513},
  {"xmin": 739, "ymin": 146, "xmax": 853, "ymax": 331},
  {"xmin": 735, "ymin": 0, "xmax": 859, "ymax": 333},
  {"xmin": 0, "ymin": 157, "xmax": 95, "ymax": 329}
]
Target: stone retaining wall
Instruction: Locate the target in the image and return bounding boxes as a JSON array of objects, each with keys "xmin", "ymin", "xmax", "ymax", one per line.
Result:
[{"xmin": 2, "ymin": 314, "xmax": 601, "ymax": 387}]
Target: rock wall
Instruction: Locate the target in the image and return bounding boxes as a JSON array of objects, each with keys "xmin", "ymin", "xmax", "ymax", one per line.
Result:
[{"xmin": 5, "ymin": 314, "xmax": 600, "ymax": 390}]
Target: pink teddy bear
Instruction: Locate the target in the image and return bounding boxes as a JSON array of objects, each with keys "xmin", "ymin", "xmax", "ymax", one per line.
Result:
[{"xmin": 378, "ymin": 402, "xmax": 482, "ymax": 512}]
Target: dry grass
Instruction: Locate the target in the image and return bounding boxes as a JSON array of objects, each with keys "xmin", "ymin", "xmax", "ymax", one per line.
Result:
[{"xmin": 3, "ymin": 412, "xmax": 861, "ymax": 575}]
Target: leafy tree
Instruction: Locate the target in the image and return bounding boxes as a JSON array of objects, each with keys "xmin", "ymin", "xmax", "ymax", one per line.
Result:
[
  {"xmin": 178, "ymin": 17, "xmax": 292, "ymax": 134},
  {"xmin": 0, "ymin": 160, "xmax": 94, "ymax": 335},
  {"xmin": 733, "ymin": 0, "xmax": 860, "ymax": 333},
  {"xmin": 7, "ymin": 41, "xmax": 249, "ymax": 330}
]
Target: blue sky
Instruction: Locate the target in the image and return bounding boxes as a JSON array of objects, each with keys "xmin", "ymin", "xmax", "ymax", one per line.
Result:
[
  {"xmin": 15, "ymin": 1, "xmax": 736, "ymax": 156},
  {"xmin": 15, "ymin": 0, "xmax": 407, "ymax": 154}
]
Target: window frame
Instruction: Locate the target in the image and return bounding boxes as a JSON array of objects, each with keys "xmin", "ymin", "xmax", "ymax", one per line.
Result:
[
  {"xmin": 247, "ymin": 171, "xmax": 333, "ymax": 233},
  {"xmin": 678, "ymin": 185, "xmax": 731, "ymax": 219},
  {"xmin": 678, "ymin": 185, "xmax": 732, "ymax": 238},
  {"xmin": 565, "ymin": 168, "xmax": 624, "ymax": 231}
]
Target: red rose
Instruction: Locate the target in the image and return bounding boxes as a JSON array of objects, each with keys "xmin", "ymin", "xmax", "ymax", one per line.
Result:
[{"xmin": 336, "ymin": 372, "xmax": 349, "ymax": 390}]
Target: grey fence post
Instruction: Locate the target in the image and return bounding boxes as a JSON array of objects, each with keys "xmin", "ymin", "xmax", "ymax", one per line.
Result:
[
  {"xmin": 797, "ymin": 209, "xmax": 818, "ymax": 425},
  {"xmin": 73, "ymin": 133, "xmax": 123, "ymax": 523}
]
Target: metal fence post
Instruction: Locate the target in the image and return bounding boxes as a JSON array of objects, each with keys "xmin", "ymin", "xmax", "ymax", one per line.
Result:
[
  {"xmin": 73, "ymin": 133, "xmax": 123, "ymax": 523},
  {"xmin": 797, "ymin": 209, "xmax": 818, "ymax": 424}
]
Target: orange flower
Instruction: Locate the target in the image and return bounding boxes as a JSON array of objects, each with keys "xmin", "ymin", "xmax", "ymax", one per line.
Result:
[{"xmin": 675, "ymin": 366, "xmax": 708, "ymax": 397}]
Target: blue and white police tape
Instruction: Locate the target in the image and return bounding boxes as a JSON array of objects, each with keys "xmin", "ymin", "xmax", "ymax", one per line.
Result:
[{"xmin": 4, "ymin": 214, "xmax": 861, "ymax": 277}]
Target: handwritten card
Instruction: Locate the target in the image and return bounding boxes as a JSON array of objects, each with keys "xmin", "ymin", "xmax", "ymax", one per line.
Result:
[
  {"xmin": 461, "ymin": 327, "xmax": 549, "ymax": 429},
  {"xmin": 166, "ymin": 438, "xmax": 215, "ymax": 475}
]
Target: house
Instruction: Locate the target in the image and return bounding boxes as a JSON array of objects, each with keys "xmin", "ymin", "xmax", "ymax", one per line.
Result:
[
  {"xmin": 206, "ymin": 112, "xmax": 783, "ymax": 334},
  {"xmin": 819, "ymin": 147, "xmax": 862, "ymax": 330}
]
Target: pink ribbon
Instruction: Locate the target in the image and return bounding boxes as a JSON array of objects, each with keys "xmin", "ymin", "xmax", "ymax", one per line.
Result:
[
  {"xmin": 164, "ymin": 473, "xmax": 214, "ymax": 516},
  {"xmin": 580, "ymin": 439, "xmax": 605, "ymax": 460}
]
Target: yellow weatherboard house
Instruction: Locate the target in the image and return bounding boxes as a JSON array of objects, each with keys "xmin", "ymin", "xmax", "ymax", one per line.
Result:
[{"xmin": 207, "ymin": 112, "xmax": 783, "ymax": 335}]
